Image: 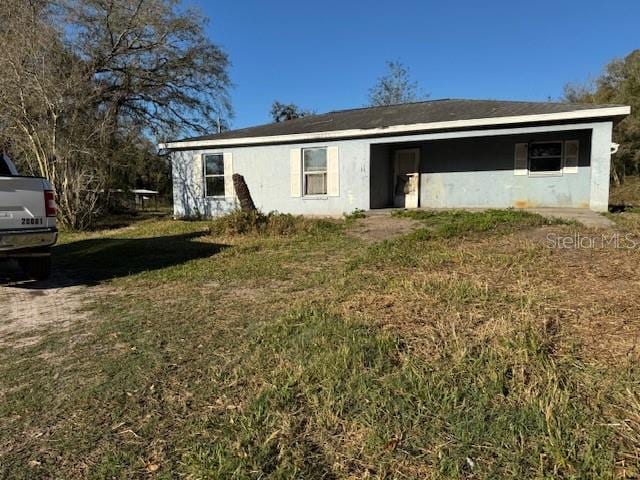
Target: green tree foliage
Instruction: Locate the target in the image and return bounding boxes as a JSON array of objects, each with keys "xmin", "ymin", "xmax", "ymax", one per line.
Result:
[
  {"xmin": 270, "ymin": 101, "xmax": 313, "ymax": 123},
  {"xmin": 564, "ymin": 49, "xmax": 640, "ymax": 185},
  {"xmin": 368, "ymin": 60, "xmax": 428, "ymax": 106}
]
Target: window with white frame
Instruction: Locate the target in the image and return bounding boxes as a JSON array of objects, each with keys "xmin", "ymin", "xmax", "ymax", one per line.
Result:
[
  {"xmin": 302, "ymin": 147, "xmax": 327, "ymax": 196},
  {"xmin": 528, "ymin": 141, "xmax": 563, "ymax": 174},
  {"xmin": 203, "ymin": 153, "xmax": 225, "ymax": 197}
]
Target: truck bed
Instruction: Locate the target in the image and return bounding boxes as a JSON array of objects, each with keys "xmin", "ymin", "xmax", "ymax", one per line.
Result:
[{"xmin": 0, "ymin": 176, "xmax": 56, "ymax": 232}]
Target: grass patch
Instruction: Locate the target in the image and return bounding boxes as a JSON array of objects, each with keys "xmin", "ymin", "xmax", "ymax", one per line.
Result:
[
  {"xmin": 1, "ymin": 209, "xmax": 639, "ymax": 478},
  {"xmin": 181, "ymin": 309, "xmax": 629, "ymax": 478},
  {"xmin": 347, "ymin": 209, "xmax": 556, "ymax": 271},
  {"xmin": 393, "ymin": 208, "xmax": 560, "ymax": 239},
  {"xmin": 607, "ymin": 207, "xmax": 640, "ymax": 236}
]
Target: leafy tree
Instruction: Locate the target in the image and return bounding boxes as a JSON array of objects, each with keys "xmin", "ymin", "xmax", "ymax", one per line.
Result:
[
  {"xmin": 368, "ymin": 61, "xmax": 428, "ymax": 106},
  {"xmin": 270, "ymin": 101, "xmax": 313, "ymax": 123},
  {"xmin": 563, "ymin": 49, "xmax": 640, "ymax": 185}
]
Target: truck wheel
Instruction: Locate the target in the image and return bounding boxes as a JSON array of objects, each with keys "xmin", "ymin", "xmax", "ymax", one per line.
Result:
[{"xmin": 19, "ymin": 256, "xmax": 52, "ymax": 281}]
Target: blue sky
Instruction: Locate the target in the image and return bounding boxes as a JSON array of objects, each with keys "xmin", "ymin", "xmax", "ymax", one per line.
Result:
[{"xmin": 190, "ymin": 0, "xmax": 639, "ymax": 129}]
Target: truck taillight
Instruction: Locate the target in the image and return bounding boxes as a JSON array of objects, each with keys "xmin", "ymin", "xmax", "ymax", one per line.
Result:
[{"xmin": 44, "ymin": 190, "xmax": 56, "ymax": 217}]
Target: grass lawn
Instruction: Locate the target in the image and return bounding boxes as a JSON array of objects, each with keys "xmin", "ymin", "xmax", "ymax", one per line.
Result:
[{"xmin": 1, "ymin": 209, "xmax": 640, "ymax": 478}]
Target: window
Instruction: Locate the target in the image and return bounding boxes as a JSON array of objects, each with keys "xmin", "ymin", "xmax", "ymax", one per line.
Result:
[
  {"xmin": 303, "ymin": 147, "xmax": 327, "ymax": 196},
  {"xmin": 203, "ymin": 154, "xmax": 225, "ymax": 197},
  {"xmin": 528, "ymin": 142, "xmax": 563, "ymax": 174}
]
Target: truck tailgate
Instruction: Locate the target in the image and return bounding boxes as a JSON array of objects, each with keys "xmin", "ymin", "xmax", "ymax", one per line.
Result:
[{"xmin": 0, "ymin": 176, "xmax": 53, "ymax": 230}]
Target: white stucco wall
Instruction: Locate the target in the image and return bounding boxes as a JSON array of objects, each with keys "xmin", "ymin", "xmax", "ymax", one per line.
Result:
[
  {"xmin": 172, "ymin": 140, "xmax": 370, "ymax": 217},
  {"xmin": 171, "ymin": 120, "xmax": 615, "ymax": 217},
  {"xmin": 415, "ymin": 129, "xmax": 593, "ymax": 210}
]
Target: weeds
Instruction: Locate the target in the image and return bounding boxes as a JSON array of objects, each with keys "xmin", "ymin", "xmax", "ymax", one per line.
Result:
[
  {"xmin": 209, "ymin": 209, "xmax": 340, "ymax": 237},
  {"xmin": 344, "ymin": 208, "xmax": 367, "ymax": 223}
]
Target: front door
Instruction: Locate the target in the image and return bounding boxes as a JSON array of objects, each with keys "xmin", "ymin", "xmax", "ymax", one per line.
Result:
[{"xmin": 393, "ymin": 148, "xmax": 420, "ymax": 208}]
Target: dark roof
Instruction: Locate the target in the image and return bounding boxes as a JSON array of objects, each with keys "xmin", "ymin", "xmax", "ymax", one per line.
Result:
[{"xmin": 176, "ymin": 99, "xmax": 627, "ymax": 144}]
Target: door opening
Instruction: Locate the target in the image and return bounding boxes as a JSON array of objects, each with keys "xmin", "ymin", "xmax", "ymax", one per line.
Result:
[{"xmin": 393, "ymin": 148, "xmax": 420, "ymax": 208}]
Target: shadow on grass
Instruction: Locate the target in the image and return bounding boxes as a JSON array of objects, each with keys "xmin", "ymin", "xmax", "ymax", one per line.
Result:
[
  {"xmin": 87, "ymin": 210, "xmax": 171, "ymax": 231},
  {"xmin": 1, "ymin": 232, "xmax": 226, "ymax": 289}
]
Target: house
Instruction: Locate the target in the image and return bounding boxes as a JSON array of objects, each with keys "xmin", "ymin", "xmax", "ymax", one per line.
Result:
[{"xmin": 161, "ymin": 99, "xmax": 630, "ymax": 217}]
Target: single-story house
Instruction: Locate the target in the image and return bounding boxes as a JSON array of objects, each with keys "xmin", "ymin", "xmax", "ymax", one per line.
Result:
[{"xmin": 161, "ymin": 99, "xmax": 630, "ymax": 217}]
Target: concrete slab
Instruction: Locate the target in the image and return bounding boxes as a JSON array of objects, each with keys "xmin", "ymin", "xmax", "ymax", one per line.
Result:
[{"xmin": 526, "ymin": 208, "xmax": 614, "ymax": 229}]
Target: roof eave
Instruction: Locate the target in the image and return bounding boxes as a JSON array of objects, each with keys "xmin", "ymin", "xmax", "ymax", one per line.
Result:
[{"xmin": 159, "ymin": 106, "xmax": 631, "ymax": 150}]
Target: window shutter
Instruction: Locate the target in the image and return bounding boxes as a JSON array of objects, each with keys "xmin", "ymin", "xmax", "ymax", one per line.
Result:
[
  {"xmin": 563, "ymin": 140, "xmax": 579, "ymax": 174},
  {"xmin": 223, "ymin": 152, "xmax": 234, "ymax": 197},
  {"xmin": 290, "ymin": 148, "xmax": 301, "ymax": 197},
  {"xmin": 327, "ymin": 146, "xmax": 340, "ymax": 197},
  {"xmin": 514, "ymin": 143, "xmax": 528, "ymax": 176},
  {"xmin": 198, "ymin": 154, "xmax": 206, "ymax": 197}
]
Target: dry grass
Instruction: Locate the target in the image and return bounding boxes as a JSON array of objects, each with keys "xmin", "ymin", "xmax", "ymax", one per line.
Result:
[
  {"xmin": 1, "ymin": 210, "xmax": 640, "ymax": 478},
  {"xmin": 337, "ymin": 220, "xmax": 640, "ymax": 366},
  {"xmin": 610, "ymin": 176, "xmax": 640, "ymax": 207}
]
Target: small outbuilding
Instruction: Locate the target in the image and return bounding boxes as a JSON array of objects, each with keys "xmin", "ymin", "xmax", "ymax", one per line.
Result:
[
  {"xmin": 161, "ymin": 99, "xmax": 630, "ymax": 217},
  {"xmin": 130, "ymin": 189, "xmax": 160, "ymax": 209}
]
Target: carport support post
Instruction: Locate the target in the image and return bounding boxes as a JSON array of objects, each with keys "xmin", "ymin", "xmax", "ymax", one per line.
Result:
[{"xmin": 589, "ymin": 122, "xmax": 613, "ymax": 212}]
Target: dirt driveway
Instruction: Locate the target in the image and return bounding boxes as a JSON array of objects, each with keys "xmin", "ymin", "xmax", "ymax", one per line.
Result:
[
  {"xmin": 0, "ymin": 260, "xmax": 95, "ymax": 348},
  {"xmin": 347, "ymin": 214, "xmax": 421, "ymax": 242}
]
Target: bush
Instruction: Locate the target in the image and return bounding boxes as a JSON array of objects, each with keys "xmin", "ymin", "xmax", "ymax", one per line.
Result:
[
  {"xmin": 209, "ymin": 210, "xmax": 267, "ymax": 236},
  {"xmin": 209, "ymin": 210, "xmax": 340, "ymax": 237}
]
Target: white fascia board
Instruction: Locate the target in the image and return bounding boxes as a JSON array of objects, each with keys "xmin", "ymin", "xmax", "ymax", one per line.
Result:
[{"xmin": 159, "ymin": 106, "xmax": 631, "ymax": 150}]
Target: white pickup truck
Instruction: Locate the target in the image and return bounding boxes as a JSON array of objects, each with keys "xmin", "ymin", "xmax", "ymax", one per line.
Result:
[{"xmin": 0, "ymin": 153, "xmax": 57, "ymax": 280}]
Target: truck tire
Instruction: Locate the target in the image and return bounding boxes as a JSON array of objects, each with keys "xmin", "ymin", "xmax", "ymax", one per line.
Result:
[{"xmin": 19, "ymin": 256, "xmax": 52, "ymax": 281}]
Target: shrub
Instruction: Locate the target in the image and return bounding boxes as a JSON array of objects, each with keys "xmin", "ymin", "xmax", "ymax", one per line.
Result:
[
  {"xmin": 209, "ymin": 210, "xmax": 340, "ymax": 237},
  {"xmin": 209, "ymin": 210, "xmax": 267, "ymax": 236}
]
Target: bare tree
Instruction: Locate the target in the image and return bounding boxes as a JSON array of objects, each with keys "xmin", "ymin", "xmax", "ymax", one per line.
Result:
[
  {"xmin": 59, "ymin": 0, "xmax": 233, "ymax": 138},
  {"xmin": 0, "ymin": 0, "xmax": 104, "ymax": 229},
  {"xmin": 0, "ymin": 0, "xmax": 233, "ymax": 229},
  {"xmin": 368, "ymin": 60, "xmax": 428, "ymax": 107}
]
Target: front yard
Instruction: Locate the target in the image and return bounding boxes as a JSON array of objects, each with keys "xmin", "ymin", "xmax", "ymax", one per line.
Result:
[{"xmin": 1, "ymin": 209, "xmax": 639, "ymax": 478}]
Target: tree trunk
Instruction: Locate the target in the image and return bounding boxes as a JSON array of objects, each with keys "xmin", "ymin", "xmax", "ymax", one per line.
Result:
[{"xmin": 232, "ymin": 174, "xmax": 256, "ymax": 212}]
